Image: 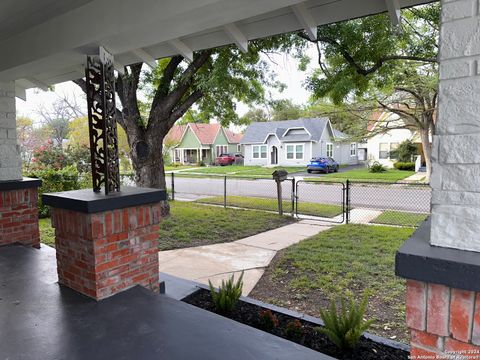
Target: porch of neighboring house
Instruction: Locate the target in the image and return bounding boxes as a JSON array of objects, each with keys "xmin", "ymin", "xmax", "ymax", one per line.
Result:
[{"xmin": 173, "ymin": 148, "xmax": 211, "ymax": 165}]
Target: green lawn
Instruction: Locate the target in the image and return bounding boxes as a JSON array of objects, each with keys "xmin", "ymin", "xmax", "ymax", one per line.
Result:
[
  {"xmin": 39, "ymin": 218, "xmax": 55, "ymax": 247},
  {"xmin": 371, "ymin": 210, "xmax": 428, "ymax": 227},
  {"xmin": 164, "ymin": 165, "xmax": 197, "ymax": 171},
  {"xmin": 249, "ymin": 224, "xmax": 415, "ymax": 343},
  {"xmin": 196, "ymin": 195, "xmax": 343, "ymax": 218},
  {"xmin": 38, "ymin": 202, "xmax": 294, "ymax": 251},
  {"xmin": 181, "ymin": 165, "xmax": 305, "ymax": 178},
  {"xmin": 160, "ymin": 201, "xmax": 295, "ymax": 250},
  {"xmin": 309, "ymin": 168, "xmax": 414, "ymax": 182}
]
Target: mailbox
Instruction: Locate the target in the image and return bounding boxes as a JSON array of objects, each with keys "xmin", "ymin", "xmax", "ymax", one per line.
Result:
[{"xmin": 272, "ymin": 170, "xmax": 288, "ymax": 182}]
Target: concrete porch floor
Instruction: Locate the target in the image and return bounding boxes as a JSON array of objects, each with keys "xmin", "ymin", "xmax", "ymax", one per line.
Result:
[{"xmin": 0, "ymin": 244, "xmax": 330, "ymax": 360}]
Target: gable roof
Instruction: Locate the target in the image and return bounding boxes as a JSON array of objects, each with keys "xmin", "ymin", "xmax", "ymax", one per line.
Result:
[
  {"xmin": 166, "ymin": 123, "xmax": 243, "ymax": 146},
  {"xmin": 241, "ymin": 118, "xmax": 339, "ymax": 144},
  {"xmin": 165, "ymin": 125, "xmax": 186, "ymax": 144},
  {"xmin": 223, "ymin": 129, "xmax": 243, "ymax": 144}
]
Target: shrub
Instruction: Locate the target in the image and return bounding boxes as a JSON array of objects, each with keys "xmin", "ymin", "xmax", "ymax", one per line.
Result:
[
  {"xmin": 390, "ymin": 140, "xmax": 417, "ymax": 162},
  {"xmin": 25, "ymin": 166, "xmax": 88, "ymax": 218},
  {"xmin": 394, "ymin": 162, "xmax": 415, "ymax": 171},
  {"xmin": 317, "ymin": 294, "xmax": 373, "ymax": 350},
  {"xmin": 209, "ymin": 272, "xmax": 244, "ymax": 313},
  {"xmin": 368, "ymin": 161, "xmax": 386, "ymax": 173},
  {"xmin": 259, "ymin": 309, "xmax": 279, "ymax": 331},
  {"xmin": 285, "ymin": 319, "xmax": 303, "ymax": 339}
]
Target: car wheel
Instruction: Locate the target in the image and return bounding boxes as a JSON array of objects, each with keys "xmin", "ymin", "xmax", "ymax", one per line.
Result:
[
  {"xmin": 325, "ymin": 167, "xmax": 330, "ymax": 174},
  {"xmin": 307, "ymin": 170, "xmax": 312, "ymax": 174},
  {"xmin": 334, "ymin": 166, "xmax": 339, "ymax": 172}
]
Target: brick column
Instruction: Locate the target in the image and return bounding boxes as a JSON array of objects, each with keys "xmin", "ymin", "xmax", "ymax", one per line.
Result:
[
  {"xmin": 407, "ymin": 280, "xmax": 480, "ymax": 358},
  {"xmin": 0, "ymin": 180, "xmax": 41, "ymax": 248},
  {"xmin": 43, "ymin": 187, "xmax": 165, "ymax": 300}
]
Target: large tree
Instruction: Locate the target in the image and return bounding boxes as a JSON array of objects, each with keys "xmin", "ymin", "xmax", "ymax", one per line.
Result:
[
  {"xmin": 299, "ymin": 4, "xmax": 439, "ymax": 179},
  {"xmin": 74, "ymin": 38, "xmax": 290, "ymax": 190}
]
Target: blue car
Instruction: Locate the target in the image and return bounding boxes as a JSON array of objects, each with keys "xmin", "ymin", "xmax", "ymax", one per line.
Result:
[{"xmin": 307, "ymin": 157, "xmax": 339, "ymax": 174}]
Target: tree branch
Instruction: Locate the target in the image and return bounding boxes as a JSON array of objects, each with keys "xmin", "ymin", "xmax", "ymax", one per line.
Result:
[
  {"xmin": 297, "ymin": 32, "xmax": 437, "ymax": 77},
  {"xmin": 169, "ymin": 90, "xmax": 204, "ymax": 126}
]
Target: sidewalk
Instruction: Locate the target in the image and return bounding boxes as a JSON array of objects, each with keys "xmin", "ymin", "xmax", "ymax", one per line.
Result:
[
  {"xmin": 403, "ymin": 172, "xmax": 428, "ymax": 183},
  {"xmin": 158, "ymin": 221, "xmax": 332, "ymax": 295}
]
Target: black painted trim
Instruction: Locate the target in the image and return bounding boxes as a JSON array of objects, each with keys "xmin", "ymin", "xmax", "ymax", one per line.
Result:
[
  {"xmin": 0, "ymin": 177, "xmax": 42, "ymax": 191},
  {"xmin": 42, "ymin": 186, "xmax": 167, "ymax": 213},
  {"xmin": 396, "ymin": 218, "xmax": 480, "ymax": 292}
]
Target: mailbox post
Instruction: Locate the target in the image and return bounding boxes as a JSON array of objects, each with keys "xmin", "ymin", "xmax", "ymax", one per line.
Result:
[{"xmin": 272, "ymin": 170, "xmax": 288, "ymax": 216}]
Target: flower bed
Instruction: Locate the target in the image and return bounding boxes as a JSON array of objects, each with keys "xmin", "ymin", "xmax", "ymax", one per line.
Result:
[{"xmin": 183, "ymin": 288, "xmax": 409, "ymax": 360}]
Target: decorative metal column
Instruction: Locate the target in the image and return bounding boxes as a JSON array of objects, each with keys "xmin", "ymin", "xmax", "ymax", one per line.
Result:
[{"xmin": 85, "ymin": 48, "xmax": 120, "ymax": 194}]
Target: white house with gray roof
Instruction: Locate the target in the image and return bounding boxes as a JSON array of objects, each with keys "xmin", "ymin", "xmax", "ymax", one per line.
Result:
[{"xmin": 240, "ymin": 118, "xmax": 358, "ymax": 167}]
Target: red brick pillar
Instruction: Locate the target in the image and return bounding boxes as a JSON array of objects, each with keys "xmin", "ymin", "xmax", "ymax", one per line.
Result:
[
  {"xmin": 43, "ymin": 187, "xmax": 166, "ymax": 301},
  {"xmin": 407, "ymin": 280, "xmax": 480, "ymax": 358},
  {"xmin": 0, "ymin": 179, "xmax": 41, "ymax": 248}
]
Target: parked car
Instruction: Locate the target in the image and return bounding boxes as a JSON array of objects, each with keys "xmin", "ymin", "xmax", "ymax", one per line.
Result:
[
  {"xmin": 215, "ymin": 153, "xmax": 243, "ymax": 166},
  {"xmin": 307, "ymin": 157, "xmax": 339, "ymax": 173}
]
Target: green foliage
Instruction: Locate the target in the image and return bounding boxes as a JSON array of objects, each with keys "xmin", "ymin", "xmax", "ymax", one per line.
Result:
[
  {"xmin": 394, "ymin": 162, "xmax": 415, "ymax": 171},
  {"xmin": 25, "ymin": 166, "xmax": 89, "ymax": 218},
  {"xmin": 270, "ymin": 99, "xmax": 303, "ymax": 120},
  {"xmin": 285, "ymin": 319, "xmax": 303, "ymax": 339},
  {"xmin": 390, "ymin": 140, "xmax": 418, "ymax": 163},
  {"xmin": 31, "ymin": 141, "xmax": 70, "ymax": 170},
  {"xmin": 209, "ymin": 272, "xmax": 244, "ymax": 313},
  {"xmin": 317, "ymin": 294, "xmax": 374, "ymax": 350},
  {"xmin": 258, "ymin": 309, "xmax": 279, "ymax": 331},
  {"xmin": 368, "ymin": 161, "xmax": 386, "ymax": 173}
]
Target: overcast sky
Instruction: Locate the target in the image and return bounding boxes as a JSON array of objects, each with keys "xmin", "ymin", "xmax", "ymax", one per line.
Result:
[{"xmin": 16, "ymin": 44, "xmax": 318, "ymax": 125}]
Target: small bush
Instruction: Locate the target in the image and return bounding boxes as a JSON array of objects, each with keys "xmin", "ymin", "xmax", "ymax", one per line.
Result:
[
  {"xmin": 285, "ymin": 319, "xmax": 303, "ymax": 339},
  {"xmin": 209, "ymin": 272, "xmax": 244, "ymax": 313},
  {"xmin": 368, "ymin": 161, "xmax": 386, "ymax": 173},
  {"xmin": 394, "ymin": 162, "xmax": 415, "ymax": 171},
  {"xmin": 25, "ymin": 166, "xmax": 88, "ymax": 218},
  {"xmin": 317, "ymin": 294, "xmax": 373, "ymax": 350},
  {"xmin": 259, "ymin": 309, "xmax": 279, "ymax": 331}
]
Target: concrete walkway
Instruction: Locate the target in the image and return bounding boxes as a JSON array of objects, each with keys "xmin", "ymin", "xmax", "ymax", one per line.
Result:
[
  {"xmin": 159, "ymin": 221, "xmax": 332, "ymax": 295},
  {"xmin": 403, "ymin": 172, "xmax": 428, "ymax": 183}
]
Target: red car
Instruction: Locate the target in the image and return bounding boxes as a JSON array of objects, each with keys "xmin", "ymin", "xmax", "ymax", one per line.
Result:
[{"xmin": 215, "ymin": 153, "xmax": 243, "ymax": 166}]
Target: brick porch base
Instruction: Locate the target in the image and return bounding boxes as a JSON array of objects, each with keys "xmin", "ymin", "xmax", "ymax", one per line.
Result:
[
  {"xmin": 0, "ymin": 179, "xmax": 41, "ymax": 248},
  {"xmin": 407, "ymin": 280, "xmax": 480, "ymax": 358}
]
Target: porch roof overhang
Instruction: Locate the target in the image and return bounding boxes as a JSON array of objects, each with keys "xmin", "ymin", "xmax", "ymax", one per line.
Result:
[{"xmin": 1, "ymin": 0, "xmax": 434, "ymax": 97}]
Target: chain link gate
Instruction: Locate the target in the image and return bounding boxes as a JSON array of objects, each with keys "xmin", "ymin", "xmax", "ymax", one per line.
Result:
[{"xmin": 295, "ymin": 180, "xmax": 346, "ymax": 223}]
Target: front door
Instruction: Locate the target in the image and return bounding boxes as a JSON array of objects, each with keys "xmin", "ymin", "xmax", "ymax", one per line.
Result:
[{"xmin": 271, "ymin": 146, "xmax": 278, "ymax": 165}]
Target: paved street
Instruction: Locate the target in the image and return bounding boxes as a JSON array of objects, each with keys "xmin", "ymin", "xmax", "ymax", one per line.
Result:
[{"xmin": 166, "ymin": 176, "xmax": 431, "ymax": 213}]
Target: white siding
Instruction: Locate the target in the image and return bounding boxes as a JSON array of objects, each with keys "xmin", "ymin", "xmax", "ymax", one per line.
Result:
[{"xmin": 366, "ymin": 128, "xmax": 414, "ymax": 168}]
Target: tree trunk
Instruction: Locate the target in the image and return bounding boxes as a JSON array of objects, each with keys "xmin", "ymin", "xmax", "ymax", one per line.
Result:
[
  {"xmin": 127, "ymin": 123, "xmax": 170, "ymax": 216},
  {"xmin": 419, "ymin": 127, "xmax": 431, "ymax": 181}
]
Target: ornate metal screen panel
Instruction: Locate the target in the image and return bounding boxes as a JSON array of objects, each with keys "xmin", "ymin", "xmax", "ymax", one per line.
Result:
[{"xmin": 85, "ymin": 51, "xmax": 120, "ymax": 194}]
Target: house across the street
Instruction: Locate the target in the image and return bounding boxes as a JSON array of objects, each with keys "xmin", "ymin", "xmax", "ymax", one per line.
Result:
[
  {"xmin": 358, "ymin": 110, "xmax": 432, "ymax": 168},
  {"xmin": 241, "ymin": 118, "xmax": 358, "ymax": 166},
  {"xmin": 165, "ymin": 123, "xmax": 243, "ymax": 165}
]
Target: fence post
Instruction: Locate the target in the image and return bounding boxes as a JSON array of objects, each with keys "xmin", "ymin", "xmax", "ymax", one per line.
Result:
[
  {"xmin": 224, "ymin": 176, "xmax": 227, "ymax": 208},
  {"xmin": 291, "ymin": 177, "xmax": 295, "ymax": 217},
  {"xmin": 345, "ymin": 179, "xmax": 350, "ymax": 224},
  {"xmin": 171, "ymin": 172, "xmax": 175, "ymax": 201}
]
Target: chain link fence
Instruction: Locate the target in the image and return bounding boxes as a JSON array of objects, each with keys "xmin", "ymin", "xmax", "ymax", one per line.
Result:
[
  {"xmin": 347, "ymin": 181, "xmax": 431, "ymax": 227},
  {"xmin": 31, "ymin": 170, "xmax": 431, "ymax": 228}
]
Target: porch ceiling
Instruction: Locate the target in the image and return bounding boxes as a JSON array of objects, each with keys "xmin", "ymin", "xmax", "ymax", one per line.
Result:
[{"xmin": 0, "ymin": 0, "xmax": 434, "ymax": 93}]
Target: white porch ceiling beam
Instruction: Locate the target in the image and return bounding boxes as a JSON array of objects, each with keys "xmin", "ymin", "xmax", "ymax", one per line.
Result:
[
  {"xmin": 25, "ymin": 77, "xmax": 49, "ymax": 91},
  {"xmin": 223, "ymin": 23, "xmax": 248, "ymax": 53},
  {"xmin": 385, "ymin": 0, "xmax": 401, "ymax": 27},
  {"xmin": 14, "ymin": 83, "xmax": 26, "ymax": 101},
  {"xmin": 291, "ymin": 3, "xmax": 317, "ymax": 41},
  {"xmin": 132, "ymin": 48, "xmax": 157, "ymax": 69},
  {"xmin": 169, "ymin": 39, "xmax": 194, "ymax": 63}
]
